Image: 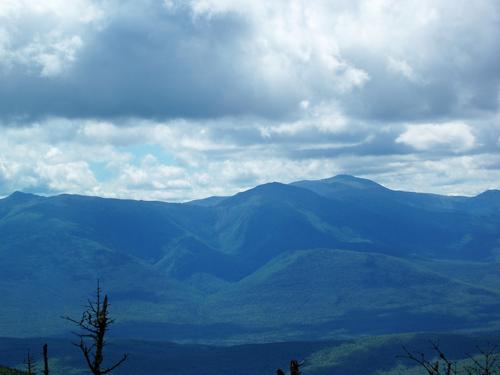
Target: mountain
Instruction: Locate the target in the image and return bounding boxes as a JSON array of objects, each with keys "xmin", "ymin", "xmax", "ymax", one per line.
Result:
[
  {"xmin": 208, "ymin": 249, "xmax": 500, "ymax": 333},
  {"xmin": 0, "ymin": 175, "xmax": 499, "ymax": 341}
]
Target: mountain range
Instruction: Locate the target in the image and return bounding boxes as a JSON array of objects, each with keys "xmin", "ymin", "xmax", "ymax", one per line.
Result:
[{"xmin": 0, "ymin": 175, "xmax": 499, "ymax": 342}]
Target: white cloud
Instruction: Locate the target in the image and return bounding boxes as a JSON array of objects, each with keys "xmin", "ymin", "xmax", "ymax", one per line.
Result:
[
  {"xmin": 387, "ymin": 57, "xmax": 422, "ymax": 83},
  {"xmin": 118, "ymin": 154, "xmax": 187, "ymax": 190},
  {"xmin": 35, "ymin": 160, "xmax": 97, "ymax": 192},
  {"xmin": 187, "ymin": 0, "xmax": 370, "ymax": 96},
  {"xmin": 259, "ymin": 101, "xmax": 348, "ymax": 137},
  {"xmin": 34, "ymin": 35, "xmax": 83, "ymax": 77},
  {"xmin": 370, "ymin": 153, "xmax": 500, "ymax": 196},
  {"xmin": 0, "ymin": 0, "xmax": 102, "ymax": 76},
  {"xmin": 0, "ymin": 117, "xmax": 498, "ymax": 201},
  {"xmin": 396, "ymin": 122, "xmax": 476, "ymax": 152}
]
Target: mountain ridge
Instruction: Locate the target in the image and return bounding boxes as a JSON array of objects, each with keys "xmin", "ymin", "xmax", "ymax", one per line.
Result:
[
  {"xmin": 7, "ymin": 174, "xmax": 498, "ymax": 204},
  {"xmin": 0, "ymin": 175, "xmax": 499, "ymax": 342}
]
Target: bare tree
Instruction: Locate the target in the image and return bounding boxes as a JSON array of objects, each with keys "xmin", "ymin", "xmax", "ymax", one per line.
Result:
[
  {"xmin": 290, "ymin": 359, "xmax": 303, "ymax": 375},
  {"xmin": 42, "ymin": 344, "xmax": 49, "ymax": 375},
  {"xmin": 277, "ymin": 359, "xmax": 303, "ymax": 375},
  {"xmin": 400, "ymin": 341, "xmax": 500, "ymax": 375},
  {"xmin": 23, "ymin": 351, "xmax": 36, "ymax": 375},
  {"xmin": 464, "ymin": 345, "xmax": 499, "ymax": 375},
  {"xmin": 400, "ymin": 341, "xmax": 457, "ymax": 375},
  {"xmin": 64, "ymin": 281, "xmax": 128, "ymax": 375}
]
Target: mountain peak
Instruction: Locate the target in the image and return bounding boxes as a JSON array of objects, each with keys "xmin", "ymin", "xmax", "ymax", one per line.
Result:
[
  {"xmin": 473, "ymin": 189, "xmax": 500, "ymax": 205},
  {"xmin": 5, "ymin": 191, "xmax": 40, "ymax": 201},
  {"xmin": 475, "ymin": 189, "xmax": 500, "ymax": 197},
  {"xmin": 325, "ymin": 175, "xmax": 383, "ymax": 187},
  {"xmin": 220, "ymin": 181, "xmax": 315, "ymax": 207},
  {"xmin": 232, "ymin": 182, "xmax": 290, "ymax": 198}
]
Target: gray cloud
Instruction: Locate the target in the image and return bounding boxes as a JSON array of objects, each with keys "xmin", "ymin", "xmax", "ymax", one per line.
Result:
[
  {"xmin": 0, "ymin": 1, "xmax": 499, "ymax": 200},
  {"xmin": 1, "ymin": 1, "xmax": 499, "ymax": 123},
  {"xmin": 0, "ymin": 1, "xmax": 296, "ymax": 121},
  {"xmin": 0, "ymin": 0, "xmax": 368, "ymax": 121},
  {"xmin": 0, "ymin": 2, "xmax": 278, "ymax": 120}
]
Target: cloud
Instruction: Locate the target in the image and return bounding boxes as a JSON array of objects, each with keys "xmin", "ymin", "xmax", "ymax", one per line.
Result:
[
  {"xmin": 0, "ymin": 0, "xmax": 371, "ymax": 121},
  {"xmin": 4, "ymin": 0, "xmax": 498, "ymax": 122},
  {"xmin": 330, "ymin": 0, "xmax": 500, "ymax": 121},
  {"xmin": 0, "ymin": 1, "xmax": 499, "ymax": 200},
  {"xmin": 369, "ymin": 153, "xmax": 500, "ymax": 196},
  {"xmin": 396, "ymin": 122, "xmax": 476, "ymax": 152},
  {"xmin": 0, "ymin": 0, "xmax": 101, "ymax": 76},
  {"xmin": 35, "ymin": 160, "xmax": 97, "ymax": 192},
  {"xmin": 387, "ymin": 57, "xmax": 422, "ymax": 84},
  {"xmin": 0, "ymin": 117, "xmax": 498, "ymax": 201}
]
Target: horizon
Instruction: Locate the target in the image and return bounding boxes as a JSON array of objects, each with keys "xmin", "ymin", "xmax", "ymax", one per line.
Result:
[
  {"xmin": 1, "ymin": 1, "xmax": 499, "ymax": 201},
  {"xmin": 2, "ymin": 173, "xmax": 498, "ymax": 203}
]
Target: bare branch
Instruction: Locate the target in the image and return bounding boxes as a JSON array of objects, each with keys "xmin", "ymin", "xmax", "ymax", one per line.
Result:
[
  {"xmin": 64, "ymin": 281, "xmax": 127, "ymax": 375},
  {"xmin": 101, "ymin": 354, "xmax": 129, "ymax": 374}
]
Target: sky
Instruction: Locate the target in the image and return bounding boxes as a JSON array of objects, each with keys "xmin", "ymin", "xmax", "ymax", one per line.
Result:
[{"xmin": 0, "ymin": 0, "xmax": 499, "ymax": 201}]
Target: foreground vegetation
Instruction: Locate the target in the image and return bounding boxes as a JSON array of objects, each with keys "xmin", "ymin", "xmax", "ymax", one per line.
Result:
[
  {"xmin": 0, "ymin": 367, "xmax": 26, "ymax": 375},
  {"xmin": 0, "ymin": 284, "xmax": 497, "ymax": 374},
  {"xmin": 1, "ymin": 332, "xmax": 498, "ymax": 374}
]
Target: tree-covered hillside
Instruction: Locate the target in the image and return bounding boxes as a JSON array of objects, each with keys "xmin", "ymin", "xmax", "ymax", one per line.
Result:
[{"xmin": 0, "ymin": 175, "xmax": 499, "ymax": 341}]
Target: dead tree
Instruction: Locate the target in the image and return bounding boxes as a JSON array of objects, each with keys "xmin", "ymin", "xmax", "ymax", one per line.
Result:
[
  {"xmin": 277, "ymin": 359, "xmax": 303, "ymax": 375},
  {"xmin": 64, "ymin": 281, "xmax": 128, "ymax": 375},
  {"xmin": 463, "ymin": 345, "xmax": 499, "ymax": 375},
  {"xmin": 400, "ymin": 341, "xmax": 500, "ymax": 375},
  {"xmin": 24, "ymin": 351, "xmax": 36, "ymax": 375},
  {"xmin": 42, "ymin": 344, "xmax": 49, "ymax": 375},
  {"xmin": 290, "ymin": 359, "xmax": 303, "ymax": 375},
  {"xmin": 400, "ymin": 341, "xmax": 457, "ymax": 375}
]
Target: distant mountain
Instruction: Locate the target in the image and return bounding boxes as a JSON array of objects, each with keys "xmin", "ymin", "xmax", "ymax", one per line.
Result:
[{"xmin": 0, "ymin": 175, "xmax": 499, "ymax": 342}]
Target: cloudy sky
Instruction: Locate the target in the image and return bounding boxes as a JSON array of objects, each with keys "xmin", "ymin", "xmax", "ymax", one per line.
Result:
[{"xmin": 0, "ymin": 0, "xmax": 499, "ymax": 201}]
